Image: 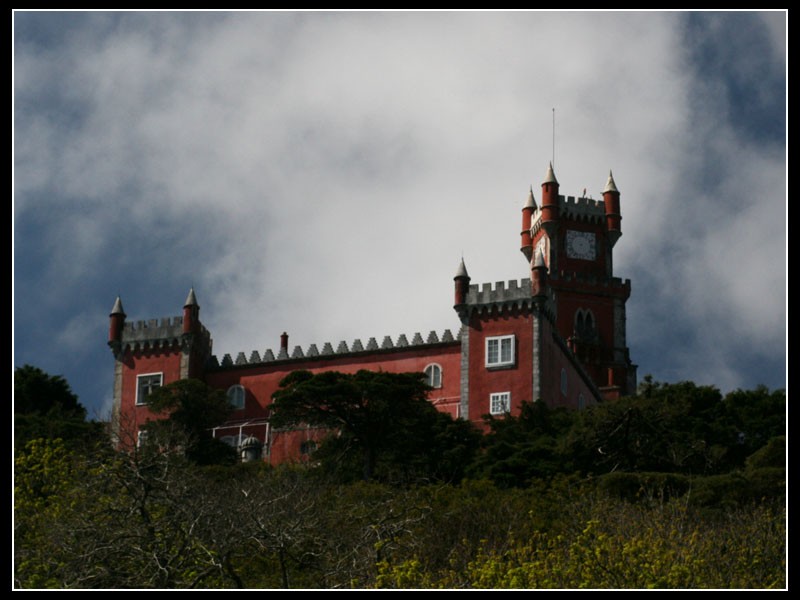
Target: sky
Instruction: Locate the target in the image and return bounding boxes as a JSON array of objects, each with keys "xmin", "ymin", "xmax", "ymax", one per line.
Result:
[{"xmin": 13, "ymin": 11, "xmax": 787, "ymax": 419}]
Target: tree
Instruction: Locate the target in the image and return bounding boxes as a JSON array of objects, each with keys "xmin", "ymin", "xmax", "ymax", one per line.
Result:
[
  {"xmin": 14, "ymin": 364, "xmax": 84, "ymax": 417},
  {"xmin": 720, "ymin": 386, "xmax": 786, "ymax": 469},
  {"xmin": 143, "ymin": 378, "xmax": 236, "ymax": 465},
  {"xmin": 14, "ymin": 365, "xmax": 102, "ymax": 450},
  {"xmin": 270, "ymin": 370, "xmax": 480, "ymax": 483},
  {"xmin": 470, "ymin": 401, "xmax": 576, "ymax": 487}
]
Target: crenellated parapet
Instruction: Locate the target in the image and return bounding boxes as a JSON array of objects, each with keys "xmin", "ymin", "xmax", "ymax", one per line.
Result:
[
  {"xmin": 559, "ymin": 194, "xmax": 606, "ymax": 223},
  {"xmin": 457, "ymin": 278, "xmax": 532, "ymax": 314},
  {"xmin": 115, "ymin": 315, "xmax": 212, "ymax": 354},
  {"xmin": 454, "ymin": 277, "xmax": 556, "ymax": 323},
  {"xmin": 530, "ymin": 194, "xmax": 606, "ymax": 237},
  {"xmin": 210, "ymin": 328, "xmax": 461, "ymax": 370},
  {"xmin": 551, "ymin": 272, "xmax": 632, "ymax": 298}
]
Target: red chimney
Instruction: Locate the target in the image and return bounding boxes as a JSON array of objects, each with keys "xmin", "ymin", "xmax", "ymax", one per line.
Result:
[{"xmin": 280, "ymin": 332, "xmax": 289, "ymax": 353}]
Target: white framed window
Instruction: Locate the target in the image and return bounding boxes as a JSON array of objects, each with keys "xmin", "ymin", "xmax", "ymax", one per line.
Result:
[
  {"xmin": 137, "ymin": 429, "xmax": 149, "ymax": 448},
  {"xmin": 227, "ymin": 384, "xmax": 246, "ymax": 410},
  {"xmin": 485, "ymin": 335, "xmax": 515, "ymax": 368},
  {"xmin": 490, "ymin": 392, "xmax": 511, "ymax": 415},
  {"xmin": 136, "ymin": 373, "xmax": 163, "ymax": 405},
  {"xmin": 424, "ymin": 363, "xmax": 443, "ymax": 388}
]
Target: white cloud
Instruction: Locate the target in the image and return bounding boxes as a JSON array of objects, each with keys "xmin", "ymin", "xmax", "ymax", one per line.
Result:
[{"xmin": 14, "ymin": 11, "xmax": 786, "ymax": 414}]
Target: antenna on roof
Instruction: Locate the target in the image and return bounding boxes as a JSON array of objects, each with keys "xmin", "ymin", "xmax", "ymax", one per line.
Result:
[{"xmin": 552, "ymin": 107, "xmax": 555, "ymax": 168}]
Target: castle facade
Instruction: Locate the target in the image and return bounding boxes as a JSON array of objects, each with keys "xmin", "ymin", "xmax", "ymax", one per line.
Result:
[{"xmin": 109, "ymin": 163, "xmax": 636, "ymax": 463}]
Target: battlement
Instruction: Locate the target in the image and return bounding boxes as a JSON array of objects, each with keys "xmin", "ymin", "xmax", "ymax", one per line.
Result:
[
  {"xmin": 559, "ymin": 194, "xmax": 605, "ymax": 225},
  {"xmin": 119, "ymin": 315, "xmax": 211, "ymax": 352},
  {"xmin": 466, "ymin": 278, "xmax": 532, "ymax": 305},
  {"xmin": 530, "ymin": 194, "xmax": 606, "ymax": 235},
  {"xmin": 123, "ymin": 316, "xmax": 183, "ymax": 338},
  {"xmin": 560, "ymin": 194, "xmax": 605, "ymax": 215},
  {"xmin": 209, "ymin": 328, "xmax": 461, "ymax": 369}
]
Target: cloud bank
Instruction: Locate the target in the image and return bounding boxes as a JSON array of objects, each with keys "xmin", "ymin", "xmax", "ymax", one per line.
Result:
[{"xmin": 13, "ymin": 11, "xmax": 786, "ymax": 416}]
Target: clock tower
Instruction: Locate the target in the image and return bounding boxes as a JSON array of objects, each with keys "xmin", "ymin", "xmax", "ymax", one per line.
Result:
[{"xmin": 522, "ymin": 164, "xmax": 636, "ymax": 399}]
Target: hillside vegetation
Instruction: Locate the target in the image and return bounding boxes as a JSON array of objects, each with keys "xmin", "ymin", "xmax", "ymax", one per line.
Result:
[{"xmin": 14, "ymin": 367, "xmax": 785, "ymax": 589}]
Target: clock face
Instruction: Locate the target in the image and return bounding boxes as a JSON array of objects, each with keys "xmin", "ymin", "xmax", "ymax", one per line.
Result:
[{"xmin": 566, "ymin": 230, "xmax": 596, "ymax": 260}]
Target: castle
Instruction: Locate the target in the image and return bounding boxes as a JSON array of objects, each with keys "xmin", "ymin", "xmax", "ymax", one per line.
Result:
[{"xmin": 108, "ymin": 162, "xmax": 636, "ymax": 463}]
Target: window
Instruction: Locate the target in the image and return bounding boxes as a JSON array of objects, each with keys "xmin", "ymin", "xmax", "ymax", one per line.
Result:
[
  {"xmin": 578, "ymin": 393, "xmax": 586, "ymax": 410},
  {"xmin": 575, "ymin": 309, "xmax": 596, "ymax": 340},
  {"xmin": 486, "ymin": 335, "xmax": 515, "ymax": 368},
  {"xmin": 490, "ymin": 392, "xmax": 511, "ymax": 415},
  {"xmin": 136, "ymin": 373, "xmax": 163, "ymax": 405},
  {"xmin": 561, "ymin": 368, "xmax": 568, "ymax": 396},
  {"xmin": 424, "ymin": 364, "xmax": 442, "ymax": 388},
  {"xmin": 137, "ymin": 429, "xmax": 149, "ymax": 448},
  {"xmin": 227, "ymin": 384, "xmax": 246, "ymax": 410}
]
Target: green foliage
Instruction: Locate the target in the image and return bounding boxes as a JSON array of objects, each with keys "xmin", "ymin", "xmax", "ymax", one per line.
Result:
[
  {"xmin": 689, "ymin": 469, "xmax": 785, "ymax": 509},
  {"xmin": 722, "ymin": 386, "xmax": 785, "ymax": 459},
  {"xmin": 14, "ymin": 365, "xmax": 102, "ymax": 450},
  {"xmin": 14, "ymin": 365, "xmax": 84, "ymax": 417},
  {"xmin": 746, "ymin": 436, "xmax": 785, "ymax": 471},
  {"xmin": 375, "ymin": 495, "xmax": 785, "ymax": 589},
  {"xmin": 471, "ymin": 378, "xmax": 785, "ymax": 487},
  {"xmin": 271, "ymin": 370, "xmax": 480, "ymax": 483},
  {"xmin": 596, "ymin": 471, "xmax": 692, "ymax": 503},
  {"xmin": 144, "ymin": 378, "xmax": 236, "ymax": 465},
  {"xmin": 566, "ymin": 381, "xmax": 723, "ymax": 475},
  {"xmin": 13, "ymin": 376, "xmax": 787, "ymax": 589},
  {"xmin": 470, "ymin": 401, "xmax": 575, "ymax": 487},
  {"xmin": 563, "ymin": 379, "xmax": 785, "ymax": 477}
]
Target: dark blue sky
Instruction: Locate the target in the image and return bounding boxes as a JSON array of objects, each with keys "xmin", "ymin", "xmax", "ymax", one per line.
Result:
[{"xmin": 13, "ymin": 11, "xmax": 786, "ymax": 418}]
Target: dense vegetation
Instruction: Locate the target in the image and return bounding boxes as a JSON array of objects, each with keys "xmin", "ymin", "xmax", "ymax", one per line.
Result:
[{"xmin": 14, "ymin": 366, "xmax": 786, "ymax": 589}]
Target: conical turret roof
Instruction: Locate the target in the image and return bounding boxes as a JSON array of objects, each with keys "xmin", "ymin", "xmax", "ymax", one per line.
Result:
[
  {"xmin": 454, "ymin": 258, "xmax": 470, "ymax": 279},
  {"xmin": 543, "ymin": 162, "xmax": 558, "ymax": 185},
  {"xmin": 110, "ymin": 296, "xmax": 126, "ymax": 316},
  {"xmin": 603, "ymin": 170, "xmax": 619, "ymax": 194},
  {"xmin": 184, "ymin": 287, "xmax": 198, "ymax": 307},
  {"xmin": 524, "ymin": 186, "xmax": 538, "ymax": 210}
]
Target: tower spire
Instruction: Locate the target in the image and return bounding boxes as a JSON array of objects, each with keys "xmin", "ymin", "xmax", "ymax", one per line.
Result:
[
  {"xmin": 108, "ymin": 295, "xmax": 126, "ymax": 346},
  {"xmin": 184, "ymin": 287, "xmax": 198, "ymax": 307},
  {"xmin": 520, "ymin": 187, "xmax": 537, "ymax": 261},
  {"xmin": 531, "ymin": 248, "xmax": 548, "ymax": 298},
  {"xmin": 602, "ymin": 170, "xmax": 622, "ymax": 247},
  {"xmin": 603, "ymin": 170, "xmax": 619, "ymax": 194},
  {"xmin": 540, "ymin": 162, "xmax": 560, "ymax": 225},
  {"xmin": 543, "ymin": 161, "xmax": 558, "ymax": 185},
  {"xmin": 182, "ymin": 287, "xmax": 200, "ymax": 334},
  {"xmin": 454, "ymin": 257, "xmax": 471, "ymax": 306}
]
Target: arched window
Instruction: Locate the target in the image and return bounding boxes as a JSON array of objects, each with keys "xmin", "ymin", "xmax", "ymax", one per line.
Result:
[
  {"xmin": 574, "ymin": 309, "xmax": 596, "ymax": 340},
  {"xmin": 424, "ymin": 363, "xmax": 442, "ymax": 389},
  {"xmin": 227, "ymin": 384, "xmax": 246, "ymax": 410}
]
